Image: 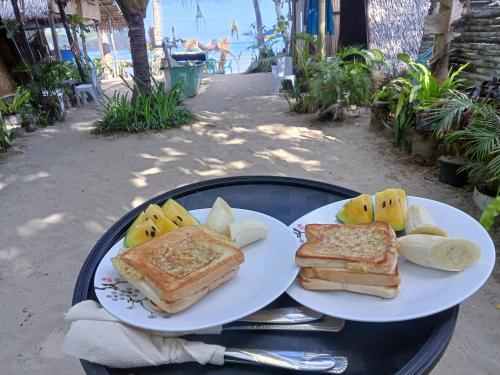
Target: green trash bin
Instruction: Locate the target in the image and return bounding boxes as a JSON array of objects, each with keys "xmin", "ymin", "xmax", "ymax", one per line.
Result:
[{"xmin": 164, "ymin": 63, "xmax": 206, "ymax": 100}]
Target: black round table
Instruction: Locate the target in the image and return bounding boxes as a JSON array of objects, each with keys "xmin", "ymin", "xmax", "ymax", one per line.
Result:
[{"xmin": 73, "ymin": 176, "xmax": 458, "ymax": 375}]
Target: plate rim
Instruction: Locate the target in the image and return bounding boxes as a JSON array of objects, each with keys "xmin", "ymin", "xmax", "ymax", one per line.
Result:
[
  {"xmin": 286, "ymin": 196, "xmax": 496, "ymax": 322},
  {"xmin": 94, "ymin": 207, "xmax": 300, "ymax": 331}
]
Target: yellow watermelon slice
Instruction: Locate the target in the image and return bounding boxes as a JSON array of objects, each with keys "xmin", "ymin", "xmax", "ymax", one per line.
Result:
[
  {"xmin": 161, "ymin": 198, "xmax": 199, "ymax": 227},
  {"xmin": 336, "ymin": 194, "xmax": 373, "ymax": 224},
  {"xmin": 124, "ymin": 204, "xmax": 178, "ymax": 247},
  {"xmin": 374, "ymin": 189, "xmax": 407, "ymax": 231}
]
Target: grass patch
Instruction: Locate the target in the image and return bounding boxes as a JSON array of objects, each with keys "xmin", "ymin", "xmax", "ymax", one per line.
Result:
[{"xmin": 94, "ymin": 79, "xmax": 196, "ymax": 134}]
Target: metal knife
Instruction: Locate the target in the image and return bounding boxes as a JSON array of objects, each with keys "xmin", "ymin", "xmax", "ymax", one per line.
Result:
[
  {"xmin": 224, "ymin": 316, "xmax": 345, "ymax": 333},
  {"xmin": 237, "ymin": 306, "xmax": 324, "ymax": 324},
  {"xmin": 224, "ymin": 348, "xmax": 348, "ymax": 373}
]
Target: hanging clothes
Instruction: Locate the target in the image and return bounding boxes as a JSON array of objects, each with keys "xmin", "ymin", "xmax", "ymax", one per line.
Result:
[
  {"xmin": 306, "ymin": 0, "xmax": 335, "ymax": 35},
  {"xmin": 231, "ymin": 19, "xmax": 239, "ymax": 39}
]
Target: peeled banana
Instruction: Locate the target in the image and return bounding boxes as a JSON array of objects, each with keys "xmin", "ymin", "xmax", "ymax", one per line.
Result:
[
  {"xmin": 229, "ymin": 219, "xmax": 268, "ymax": 248},
  {"xmin": 398, "ymin": 234, "xmax": 480, "ymax": 271},
  {"xmin": 405, "ymin": 204, "xmax": 448, "ymax": 237},
  {"xmin": 205, "ymin": 197, "xmax": 234, "ymax": 235}
]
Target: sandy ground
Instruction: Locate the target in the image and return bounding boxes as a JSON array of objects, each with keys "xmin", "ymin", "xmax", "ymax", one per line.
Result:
[{"xmin": 0, "ymin": 73, "xmax": 498, "ymax": 375}]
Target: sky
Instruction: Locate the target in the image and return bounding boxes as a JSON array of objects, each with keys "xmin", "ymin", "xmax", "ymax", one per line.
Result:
[{"xmin": 144, "ymin": 0, "xmax": 287, "ymax": 43}]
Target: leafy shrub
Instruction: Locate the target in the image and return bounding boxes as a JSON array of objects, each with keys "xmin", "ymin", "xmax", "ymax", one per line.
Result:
[
  {"xmin": 0, "ymin": 119, "xmax": 13, "ymax": 152},
  {"xmin": 291, "ymin": 40, "xmax": 384, "ymax": 119},
  {"xmin": 93, "ymin": 78, "xmax": 196, "ymax": 134},
  {"xmin": 374, "ymin": 55, "xmax": 468, "ymax": 151}
]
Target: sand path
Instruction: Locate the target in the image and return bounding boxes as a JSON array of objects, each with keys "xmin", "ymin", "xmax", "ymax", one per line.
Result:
[{"xmin": 0, "ymin": 73, "xmax": 498, "ymax": 374}]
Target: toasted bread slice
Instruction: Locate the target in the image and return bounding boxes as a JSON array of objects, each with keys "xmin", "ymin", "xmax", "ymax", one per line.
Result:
[
  {"xmin": 300, "ymin": 277, "xmax": 399, "ymax": 298},
  {"xmin": 300, "ymin": 265, "xmax": 400, "ymax": 287},
  {"xmin": 296, "ymin": 222, "xmax": 398, "ymax": 267},
  {"xmin": 116, "ymin": 226, "xmax": 244, "ymax": 303}
]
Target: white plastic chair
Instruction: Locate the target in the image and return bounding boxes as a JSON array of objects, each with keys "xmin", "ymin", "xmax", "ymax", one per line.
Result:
[
  {"xmin": 273, "ymin": 56, "xmax": 295, "ymax": 95},
  {"xmin": 75, "ymin": 68, "xmax": 102, "ymax": 106}
]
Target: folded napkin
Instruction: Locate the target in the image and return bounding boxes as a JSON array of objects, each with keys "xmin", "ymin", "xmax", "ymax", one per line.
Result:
[{"xmin": 62, "ymin": 300, "xmax": 225, "ymax": 368}]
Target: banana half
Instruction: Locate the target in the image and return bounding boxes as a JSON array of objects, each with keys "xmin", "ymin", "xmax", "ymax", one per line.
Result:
[
  {"xmin": 398, "ymin": 234, "xmax": 480, "ymax": 271},
  {"xmin": 405, "ymin": 204, "xmax": 447, "ymax": 237}
]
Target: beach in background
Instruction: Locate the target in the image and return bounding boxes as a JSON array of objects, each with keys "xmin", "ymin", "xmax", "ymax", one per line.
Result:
[{"xmin": 87, "ymin": 39, "xmax": 285, "ymax": 74}]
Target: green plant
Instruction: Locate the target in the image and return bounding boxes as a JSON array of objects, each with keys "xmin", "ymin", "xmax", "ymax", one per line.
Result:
[
  {"xmin": 14, "ymin": 59, "xmax": 85, "ymax": 125},
  {"xmin": 376, "ymin": 55, "xmax": 468, "ymax": 151},
  {"xmin": 480, "ymin": 196, "xmax": 500, "ymax": 229},
  {"xmin": 0, "ymin": 87, "xmax": 31, "ymax": 115},
  {"xmin": 0, "ymin": 118, "xmax": 13, "ymax": 152},
  {"xmin": 94, "ymin": 77, "xmax": 196, "ymax": 134},
  {"xmin": 291, "ymin": 43, "xmax": 381, "ymax": 119},
  {"xmin": 93, "ymin": 58, "xmax": 105, "ymax": 79},
  {"xmin": 444, "ymin": 100, "xmax": 500, "ymax": 195}
]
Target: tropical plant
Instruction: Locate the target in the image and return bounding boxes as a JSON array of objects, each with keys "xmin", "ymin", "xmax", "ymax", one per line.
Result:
[
  {"xmin": 0, "ymin": 118, "xmax": 13, "ymax": 152},
  {"xmin": 54, "ymin": 0, "xmax": 86, "ymax": 81},
  {"xmin": 480, "ymin": 196, "xmax": 500, "ymax": 230},
  {"xmin": 291, "ymin": 43, "xmax": 384, "ymax": 120},
  {"xmin": 0, "ymin": 87, "xmax": 30, "ymax": 115},
  {"xmin": 15, "ymin": 59, "xmax": 76, "ymax": 125},
  {"xmin": 67, "ymin": 14, "xmax": 92, "ymax": 62},
  {"xmin": 374, "ymin": 55, "xmax": 468, "ymax": 151},
  {"xmin": 115, "ymin": 0, "xmax": 152, "ymax": 92},
  {"xmin": 444, "ymin": 100, "xmax": 500, "ymax": 196},
  {"xmin": 94, "ymin": 77, "xmax": 195, "ymax": 134}
]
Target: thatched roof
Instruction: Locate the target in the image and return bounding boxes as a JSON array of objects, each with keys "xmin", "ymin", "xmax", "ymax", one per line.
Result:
[
  {"xmin": 367, "ymin": 0, "xmax": 431, "ymax": 74},
  {"xmin": 0, "ymin": 0, "xmax": 127, "ymax": 30},
  {"xmin": 97, "ymin": 0, "xmax": 127, "ymax": 29},
  {"xmin": 0, "ymin": 0, "xmax": 49, "ymax": 20}
]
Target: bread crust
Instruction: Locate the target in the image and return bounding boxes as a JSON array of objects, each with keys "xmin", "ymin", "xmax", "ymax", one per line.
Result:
[
  {"xmin": 119, "ymin": 226, "xmax": 244, "ymax": 302},
  {"xmin": 296, "ymin": 222, "xmax": 398, "ymax": 265},
  {"xmin": 300, "ymin": 277, "xmax": 399, "ymax": 298},
  {"xmin": 300, "ymin": 265, "xmax": 400, "ymax": 287}
]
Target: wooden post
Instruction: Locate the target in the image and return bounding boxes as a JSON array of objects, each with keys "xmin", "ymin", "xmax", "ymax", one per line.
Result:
[
  {"xmin": 108, "ymin": 17, "xmax": 118, "ymax": 78},
  {"xmin": 10, "ymin": 0, "xmax": 35, "ymax": 64},
  {"xmin": 95, "ymin": 23, "xmax": 105, "ymax": 61},
  {"xmin": 48, "ymin": 10, "xmax": 61, "ymax": 61},
  {"xmin": 318, "ymin": 0, "xmax": 326, "ymax": 58},
  {"xmin": 332, "ymin": 0, "xmax": 340, "ymax": 53}
]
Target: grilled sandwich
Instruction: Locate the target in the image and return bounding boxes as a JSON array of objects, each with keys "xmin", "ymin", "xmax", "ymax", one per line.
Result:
[
  {"xmin": 296, "ymin": 222, "xmax": 398, "ymax": 270},
  {"xmin": 112, "ymin": 226, "xmax": 244, "ymax": 313},
  {"xmin": 296, "ymin": 222, "xmax": 400, "ymax": 298}
]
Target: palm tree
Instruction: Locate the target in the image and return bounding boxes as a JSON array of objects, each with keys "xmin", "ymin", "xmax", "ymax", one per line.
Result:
[
  {"xmin": 55, "ymin": 0, "xmax": 86, "ymax": 81},
  {"xmin": 152, "ymin": 0, "xmax": 164, "ymax": 61},
  {"xmin": 115, "ymin": 0, "xmax": 151, "ymax": 92},
  {"xmin": 252, "ymin": 0, "xmax": 265, "ymax": 48}
]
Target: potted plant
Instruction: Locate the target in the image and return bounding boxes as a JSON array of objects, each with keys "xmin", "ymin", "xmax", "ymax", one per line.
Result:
[
  {"xmin": 370, "ymin": 86, "xmax": 390, "ymax": 131},
  {"xmin": 0, "ymin": 87, "xmax": 31, "ymax": 135},
  {"xmin": 444, "ymin": 99, "xmax": 499, "ymax": 207}
]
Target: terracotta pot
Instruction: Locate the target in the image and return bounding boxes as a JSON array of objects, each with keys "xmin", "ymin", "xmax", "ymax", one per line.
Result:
[{"xmin": 473, "ymin": 186, "xmax": 495, "ymax": 212}]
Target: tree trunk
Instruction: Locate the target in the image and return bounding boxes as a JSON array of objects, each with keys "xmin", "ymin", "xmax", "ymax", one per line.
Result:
[
  {"xmin": 10, "ymin": 0, "xmax": 35, "ymax": 64},
  {"xmin": 56, "ymin": 0, "xmax": 86, "ymax": 81},
  {"xmin": 81, "ymin": 32, "xmax": 90, "ymax": 64},
  {"xmin": 318, "ymin": 0, "xmax": 326, "ymax": 58},
  {"xmin": 152, "ymin": 0, "xmax": 164, "ymax": 60},
  {"xmin": 128, "ymin": 14, "xmax": 151, "ymax": 92},
  {"xmin": 252, "ymin": 0, "xmax": 265, "ymax": 48},
  {"xmin": 274, "ymin": 0, "xmax": 283, "ymax": 19}
]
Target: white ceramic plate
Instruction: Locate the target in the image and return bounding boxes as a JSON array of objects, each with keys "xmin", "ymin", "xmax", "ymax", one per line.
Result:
[
  {"xmin": 94, "ymin": 208, "xmax": 299, "ymax": 332},
  {"xmin": 287, "ymin": 196, "xmax": 496, "ymax": 322}
]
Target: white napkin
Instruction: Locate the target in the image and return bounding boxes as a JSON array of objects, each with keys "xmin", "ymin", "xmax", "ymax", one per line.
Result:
[{"xmin": 62, "ymin": 300, "xmax": 225, "ymax": 368}]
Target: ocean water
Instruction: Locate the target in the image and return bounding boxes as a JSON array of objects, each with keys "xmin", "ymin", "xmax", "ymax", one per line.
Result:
[{"xmin": 87, "ymin": 39, "xmax": 284, "ymax": 74}]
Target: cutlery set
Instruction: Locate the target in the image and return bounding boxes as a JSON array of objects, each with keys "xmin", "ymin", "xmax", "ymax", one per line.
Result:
[{"xmin": 221, "ymin": 306, "xmax": 348, "ymax": 373}]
